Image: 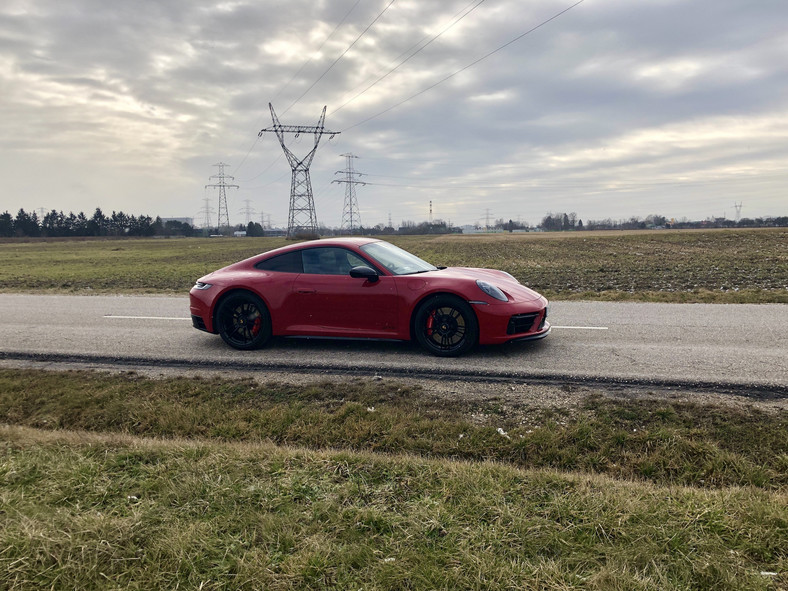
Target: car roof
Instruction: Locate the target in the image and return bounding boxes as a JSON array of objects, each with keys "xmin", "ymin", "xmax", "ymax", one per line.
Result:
[{"xmin": 258, "ymin": 237, "xmax": 382, "ymax": 258}]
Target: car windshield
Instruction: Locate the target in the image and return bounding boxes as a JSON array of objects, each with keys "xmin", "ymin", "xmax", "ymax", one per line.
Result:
[{"xmin": 360, "ymin": 241, "xmax": 438, "ymax": 276}]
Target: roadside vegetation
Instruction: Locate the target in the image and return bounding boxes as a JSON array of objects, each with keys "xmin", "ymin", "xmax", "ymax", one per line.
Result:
[
  {"xmin": 1, "ymin": 228, "xmax": 786, "ymax": 588},
  {"xmin": 1, "ymin": 369, "xmax": 786, "ymax": 589},
  {"xmin": 2, "ymin": 370, "xmax": 786, "ymax": 490},
  {"xmin": 0, "ymin": 228, "xmax": 785, "ymax": 302}
]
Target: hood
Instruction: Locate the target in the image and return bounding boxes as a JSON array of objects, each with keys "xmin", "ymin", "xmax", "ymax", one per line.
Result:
[{"xmin": 434, "ymin": 267, "xmax": 544, "ymax": 303}]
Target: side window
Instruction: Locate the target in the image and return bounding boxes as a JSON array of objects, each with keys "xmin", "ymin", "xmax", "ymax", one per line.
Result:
[
  {"xmin": 302, "ymin": 248, "xmax": 369, "ymax": 275},
  {"xmin": 255, "ymin": 251, "xmax": 303, "ymax": 273},
  {"xmin": 346, "ymin": 251, "xmax": 366, "ymax": 269}
]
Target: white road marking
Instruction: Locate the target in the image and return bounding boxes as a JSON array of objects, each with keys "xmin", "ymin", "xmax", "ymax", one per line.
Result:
[
  {"xmin": 104, "ymin": 315, "xmax": 190, "ymax": 321},
  {"xmin": 551, "ymin": 325, "xmax": 609, "ymax": 330}
]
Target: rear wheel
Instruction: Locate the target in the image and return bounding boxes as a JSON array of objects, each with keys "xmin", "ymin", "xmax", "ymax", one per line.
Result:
[
  {"xmin": 215, "ymin": 292, "xmax": 271, "ymax": 350},
  {"xmin": 414, "ymin": 295, "xmax": 478, "ymax": 357}
]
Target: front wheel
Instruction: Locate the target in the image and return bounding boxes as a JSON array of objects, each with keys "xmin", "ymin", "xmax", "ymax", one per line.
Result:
[
  {"xmin": 414, "ymin": 295, "xmax": 478, "ymax": 357},
  {"xmin": 215, "ymin": 292, "xmax": 271, "ymax": 350}
]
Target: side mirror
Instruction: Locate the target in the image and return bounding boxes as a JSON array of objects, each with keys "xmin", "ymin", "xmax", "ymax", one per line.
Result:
[{"xmin": 349, "ymin": 265, "xmax": 379, "ymax": 283}]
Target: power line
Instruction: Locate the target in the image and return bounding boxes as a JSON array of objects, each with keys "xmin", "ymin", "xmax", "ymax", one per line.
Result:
[
  {"xmin": 282, "ymin": 0, "xmax": 398, "ymax": 116},
  {"xmin": 234, "ymin": 0, "xmax": 388, "ymax": 180},
  {"xmin": 237, "ymin": 0, "xmax": 583, "ymax": 211},
  {"xmin": 233, "ymin": 2, "xmax": 362, "ymax": 179},
  {"xmin": 343, "ymin": 0, "xmax": 586, "ymax": 131},
  {"xmin": 236, "ymin": 0, "xmax": 484, "ymax": 190},
  {"xmin": 331, "ymin": 0, "xmax": 487, "ymax": 116},
  {"xmin": 274, "ymin": 0, "xmax": 363, "ymax": 105}
]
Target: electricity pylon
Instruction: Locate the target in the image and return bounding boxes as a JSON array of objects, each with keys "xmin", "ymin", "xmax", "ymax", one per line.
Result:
[
  {"xmin": 258, "ymin": 103, "xmax": 339, "ymax": 238},
  {"xmin": 239, "ymin": 199, "xmax": 256, "ymax": 226},
  {"xmin": 333, "ymin": 153, "xmax": 365, "ymax": 234},
  {"xmin": 197, "ymin": 195, "xmax": 215, "ymax": 235},
  {"xmin": 205, "ymin": 162, "xmax": 238, "ymax": 235}
]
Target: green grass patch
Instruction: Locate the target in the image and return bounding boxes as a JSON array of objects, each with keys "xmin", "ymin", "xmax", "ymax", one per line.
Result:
[
  {"xmin": 1, "ymin": 369, "xmax": 786, "ymax": 490},
  {"xmin": 0, "ymin": 236, "xmax": 290, "ymax": 292},
  {"xmin": 2, "ymin": 425, "xmax": 786, "ymax": 590},
  {"xmin": 396, "ymin": 229, "xmax": 788, "ymax": 303},
  {"xmin": 0, "ymin": 228, "xmax": 785, "ymax": 302}
]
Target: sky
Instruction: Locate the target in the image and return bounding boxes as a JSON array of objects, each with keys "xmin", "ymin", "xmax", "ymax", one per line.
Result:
[{"xmin": 1, "ymin": 0, "xmax": 786, "ymax": 230}]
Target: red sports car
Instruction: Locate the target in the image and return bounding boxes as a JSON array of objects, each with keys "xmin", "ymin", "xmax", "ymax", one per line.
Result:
[{"xmin": 189, "ymin": 238, "xmax": 550, "ymax": 356}]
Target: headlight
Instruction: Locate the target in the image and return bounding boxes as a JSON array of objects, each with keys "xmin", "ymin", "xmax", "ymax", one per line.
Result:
[
  {"xmin": 193, "ymin": 282, "xmax": 213, "ymax": 290},
  {"xmin": 476, "ymin": 280, "xmax": 508, "ymax": 302}
]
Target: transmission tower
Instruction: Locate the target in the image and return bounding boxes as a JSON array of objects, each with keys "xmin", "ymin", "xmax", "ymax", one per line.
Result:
[
  {"xmin": 197, "ymin": 195, "xmax": 215, "ymax": 233},
  {"xmin": 733, "ymin": 202, "xmax": 743, "ymax": 222},
  {"xmin": 333, "ymin": 153, "xmax": 365, "ymax": 234},
  {"xmin": 205, "ymin": 162, "xmax": 238, "ymax": 235},
  {"xmin": 239, "ymin": 199, "xmax": 256, "ymax": 226},
  {"xmin": 258, "ymin": 103, "xmax": 339, "ymax": 238}
]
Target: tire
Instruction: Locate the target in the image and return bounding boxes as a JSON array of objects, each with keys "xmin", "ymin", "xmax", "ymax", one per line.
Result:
[
  {"xmin": 414, "ymin": 295, "xmax": 478, "ymax": 357},
  {"xmin": 215, "ymin": 292, "xmax": 272, "ymax": 350}
]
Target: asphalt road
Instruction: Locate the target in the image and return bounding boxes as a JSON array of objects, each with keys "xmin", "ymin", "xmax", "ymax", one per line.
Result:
[{"xmin": 0, "ymin": 294, "xmax": 786, "ymax": 391}]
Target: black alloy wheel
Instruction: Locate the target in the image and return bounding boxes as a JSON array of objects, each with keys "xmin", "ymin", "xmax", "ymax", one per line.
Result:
[
  {"xmin": 414, "ymin": 295, "xmax": 478, "ymax": 357},
  {"xmin": 216, "ymin": 292, "xmax": 272, "ymax": 350}
]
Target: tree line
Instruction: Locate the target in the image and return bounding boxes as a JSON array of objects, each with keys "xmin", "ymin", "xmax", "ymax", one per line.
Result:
[
  {"xmin": 540, "ymin": 212, "xmax": 788, "ymax": 231},
  {"xmin": 3, "ymin": 207, "xmax": 786, "ymax": 238},
  {"xmin": 0, "ymin": 208, "xmax": 195, "ymax": 238}
]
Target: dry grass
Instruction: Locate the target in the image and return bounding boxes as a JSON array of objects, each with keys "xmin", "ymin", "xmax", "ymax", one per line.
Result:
[
  {"xmin": 1, "ymin": 369, "xmax": 786, "ymax": 490},
  {"xmin": 2, "ymin": 424, "xmax": 786, "ymax": 590},
  {"xmin": 1, "ymin": 369, "xmax": 786, "ymax": 588},
  {"xmin": 0, "ymin": 228, "xmax": 785, "ymax": 302},
  {"xmin": 395, "ymin": 229, "xmax": 788, "ymax": 303}
]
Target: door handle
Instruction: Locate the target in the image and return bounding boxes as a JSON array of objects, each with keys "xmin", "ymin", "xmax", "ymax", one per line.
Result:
[{"xmin": 297, "ymin": 289, "xmax": 317, "ymax": 294}]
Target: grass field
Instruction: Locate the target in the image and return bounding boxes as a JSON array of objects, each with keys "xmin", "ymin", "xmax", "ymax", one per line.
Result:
[
  {"xmin": 1, "ymin": 228, "xmax": 786, "ymax": 588},
  {"xmin": 1, "ymin": 369, "xmax": 786, "ymax": 590},
  {"xmin": 0, "ymin": 228, "xmax": 786, "ymax": 302}
]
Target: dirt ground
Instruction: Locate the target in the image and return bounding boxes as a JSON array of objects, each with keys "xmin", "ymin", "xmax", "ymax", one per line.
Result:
[{"xmin": 3, "ymin": 358, "xmax": 785, "ymax": 417}]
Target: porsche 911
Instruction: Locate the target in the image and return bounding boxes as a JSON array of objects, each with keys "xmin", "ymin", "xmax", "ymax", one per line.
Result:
[{"xmin": 189, "ymin": 238, "xmax": 549, "ymax": 356}]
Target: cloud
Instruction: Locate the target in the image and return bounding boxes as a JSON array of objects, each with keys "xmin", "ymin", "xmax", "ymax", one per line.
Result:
[{"xmin": 0, "ymin": 0, "xmax": 786, "ymax": 227}]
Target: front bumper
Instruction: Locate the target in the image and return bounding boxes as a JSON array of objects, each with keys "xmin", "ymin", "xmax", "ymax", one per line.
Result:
[
  {"xmin": 471, "ymin": 297, "xmax": 550, "ymax": 345},
  {"xmin": 189, "ymin": 288, "xmax": 217, "ymax": 334},
  {"xmin": 508, "ymin": 324, "xmax": 551, "ymax": 342},
  {"xmin": 191, "ymin": 314, "xmax": 208, "ymax": 332}
]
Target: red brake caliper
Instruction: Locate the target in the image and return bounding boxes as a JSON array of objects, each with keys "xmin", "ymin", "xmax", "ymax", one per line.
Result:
[
  {"xmin": 426, "ymin": 311, "xmax": 435, "ymax": 336},
  {"xmin": 251, "ymin": 315, "xmax": 262, "ymax": 336}
]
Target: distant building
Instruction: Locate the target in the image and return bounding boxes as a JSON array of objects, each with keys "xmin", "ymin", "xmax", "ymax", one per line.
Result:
[
  {"xmin": 460, "ymin": 225, "xmax": 483, "ymax": 234},
  {"xmin": 460, "ymin": 225, "xmax": 503, "ymax": 234}
]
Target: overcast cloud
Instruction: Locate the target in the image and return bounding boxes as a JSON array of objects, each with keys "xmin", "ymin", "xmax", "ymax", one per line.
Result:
[{"xmin": 1, "ymin": 0, "xmax": 786, "ymax": 229}]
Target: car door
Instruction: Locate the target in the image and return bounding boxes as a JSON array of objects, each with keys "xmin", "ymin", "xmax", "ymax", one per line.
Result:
[{"xmin": 290, "ymin": 247, "xmax": 398, "ymax": 337}]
